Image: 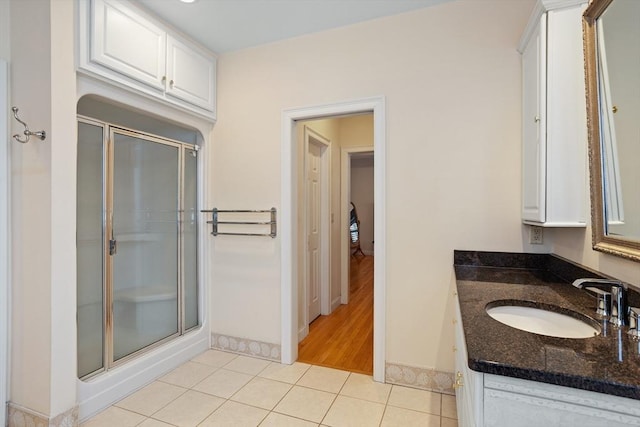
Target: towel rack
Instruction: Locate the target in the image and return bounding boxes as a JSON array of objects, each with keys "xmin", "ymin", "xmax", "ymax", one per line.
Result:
[{"xmin": 201, "ymin": 208, "xmax": 277, "ymax": 238}]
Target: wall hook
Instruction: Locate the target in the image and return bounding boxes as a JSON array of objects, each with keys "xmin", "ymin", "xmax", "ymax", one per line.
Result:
[{"xmin": 11, "ymin": 107, "xmax": 46, "ymax": 144}]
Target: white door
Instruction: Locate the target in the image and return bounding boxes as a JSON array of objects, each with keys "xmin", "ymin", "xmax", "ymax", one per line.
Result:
[
  {"xmin": 306, "ymin": 140, "xmax": 322, "ymax": 323},
  {"xmin": 521, "ymin": 15, "xmax": 546, "ymax": 223}
]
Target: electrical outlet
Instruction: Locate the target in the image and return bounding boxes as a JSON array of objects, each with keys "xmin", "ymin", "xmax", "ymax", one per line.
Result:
[{"xmin": 529, "ymin": 226, "xmax": 543, "ymax": 244}]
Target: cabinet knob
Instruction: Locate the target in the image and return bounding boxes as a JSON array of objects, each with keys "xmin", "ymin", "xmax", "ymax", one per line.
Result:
[
  {"xmin": 162, "ymin": 76, "xmax": 166, "ymax": 83},
  {"xmin": 534, "ymin": 116, "xmax": 540, "ymax": 123},
  {"xmin": 612, "ymin": 105, "xmax": 618, "ymax": 114},
  {"xmin": 170, "ymin": 79, "xmax": 174, "ymax": 87},
  {"xmin": 452, "ymin": 318, "xmax": 458, "ymax": 324}
]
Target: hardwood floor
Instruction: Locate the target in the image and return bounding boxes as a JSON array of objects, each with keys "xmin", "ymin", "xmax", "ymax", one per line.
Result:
[{"xmin": 297, "ymin": 255, "xmax": 373, "ymax": 375}]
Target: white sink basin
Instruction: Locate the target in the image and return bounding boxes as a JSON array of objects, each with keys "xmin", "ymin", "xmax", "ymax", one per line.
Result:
[{"xmin": 486, "ymin": 303, "xmax": 600, "ymax": 339}]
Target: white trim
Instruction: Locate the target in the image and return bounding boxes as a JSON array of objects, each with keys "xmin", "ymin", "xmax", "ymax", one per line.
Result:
[
  {"xmin": 281, "ymin": 96, "xmax": 386, "ymax": 383},
  {"xmin": 517, "ymin": 0, "xmax": 587, "ymax": 53},
  {"xmin": 0, "ymin": 58, "xmax": 9, "ymax": 427},
  {"xmin": 340, "ymin": 146, "xmax": 374, "ymax": 305}
]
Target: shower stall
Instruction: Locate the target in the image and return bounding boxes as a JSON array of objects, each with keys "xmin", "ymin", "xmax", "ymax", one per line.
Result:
[{"xmin": 77, "ymin": 113, "xmax": 199, "ymax": 379}]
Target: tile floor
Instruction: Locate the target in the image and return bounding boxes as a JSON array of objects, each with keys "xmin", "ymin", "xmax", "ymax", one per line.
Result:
[{"xmin": 81, "ymin": 350, "xmax": 458, "ymax": 427}]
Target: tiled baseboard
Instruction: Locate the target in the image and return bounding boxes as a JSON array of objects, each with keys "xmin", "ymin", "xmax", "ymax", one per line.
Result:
[
  {"xmin": 8, "ymin": 403, "xmax": 78, "ymax": 427},
  {"xmin": 211, "ymin": 333, "xmax": 281, "ymax": 362},
  {"xmin": 385, "ymin": 362, "xmax": 454, "ymax": 395}
]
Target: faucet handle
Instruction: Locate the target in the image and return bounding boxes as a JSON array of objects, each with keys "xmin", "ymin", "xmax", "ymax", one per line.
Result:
[
  {"xmin": 628, "ymin": 307, "xmax": 640, "ymax": 339},
  {"xmin": 586, "ymin": 287, "xmax": 611, "ymax": 318}
]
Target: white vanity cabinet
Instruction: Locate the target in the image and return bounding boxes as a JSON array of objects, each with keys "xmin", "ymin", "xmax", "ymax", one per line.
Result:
[
  {"xmin": 78, "ymin": 0, "xmax": 217, "ymax": 120},
  {"xmin": 454, "ymin": 298, "xmax": 484, "ymax": 426},
  {"xmin": 519, "ymin": 1, "xmax": 587, "ymax": 227},
  {"xmin": 454, "ymin": 297, "xmax": 640, "ymax": 427}
]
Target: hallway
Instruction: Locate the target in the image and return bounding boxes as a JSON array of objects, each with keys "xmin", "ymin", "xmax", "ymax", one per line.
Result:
[{"xmin": 298, "ymin": 255, "xmax": 374, "ymax": 374}]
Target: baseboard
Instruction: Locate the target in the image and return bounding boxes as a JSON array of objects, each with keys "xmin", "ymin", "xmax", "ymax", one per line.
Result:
[
  {"xmin": 8, "ymin": 403, "xmax": 78, "ymax": 427},
  {"xmin": 385, "ymin": 362, "xmax": 454, "ymax": 395},
  {"xmin": 331, "ymin": 296, "xmax": 342, "ymax": 312},
  {"xmin": 298, "ymin": 325, "xmax": 309, "ymax": 343},
  {"xmin": 211, "ymin": 333, "xmax": 281, "ymax": 362}
]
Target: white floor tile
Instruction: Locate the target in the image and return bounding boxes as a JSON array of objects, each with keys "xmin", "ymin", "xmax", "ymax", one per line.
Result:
[
  {"xmin": 322, "ymin": 395, "xmax": 385, "ymax": 427},
  {"xmin": 339, "ymin": 373, "xmax": 392, "ymax": 404},
  {"xmin": 274, "ymin": 385, "xmax": 336, "ymax": 423},
  {"xmin": 296, "ymin": 366, "xmax": 349, "ymax": 393},
  {"xmin": 231, "ymin": 377, "xmax": 292, "ymax": 410},
  {"xmin": 441, "ymin": 417, "xmax": 459, "ymax": 427},
  {"xmin": 193, "ymin": 368, "xmax": 253, "ymax": 399},
  {"xmin": 259, "ymin": 412, "xmax": 319, "ymax": 427},
  {"xmin": 199, "ymin": 400, "xmax": 269, "ymax": 427},
  {"xmin": 441, "ymin": 393, "xmax": 457, "ymax": 419},
  {"xmin": 151, "ymin": 390, "xmax": 224, "ymax": 426},
  {"xmin": 387, "ymin": 385, "xmax": 441, "ymax": 415},
  {"xmin": 137, "ymin": 418, "xmax": 175, "ymax": 427},
  {"xmin": 380, "ymin": 405, "xmax": 440, "ymax": 427},
  {"xmin": 80, "ymin": 406, "xmax": 146, "ymax": 427},
  {"xmin": 114, "ymin": 381, "xmax": 186, "ymax": 416},
  {"xmin": 159, "ymin": 361, "xmax": 218, "ymax": 389},
  {"xmin": 258, "ymin": 362, "xmax": 311, "ymax": 384},
  {"xmin": 223, "ymin": 355, "xmax": 272, "ymax": 375},
  {"xmin": 192, "ymin": 349, "xmax": 238, "ymax": 367}
]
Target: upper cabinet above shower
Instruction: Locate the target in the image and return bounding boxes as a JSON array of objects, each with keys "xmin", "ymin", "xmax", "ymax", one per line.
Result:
[{"xmin": 77, "ymin": 0, "xmax": 217, "ymax": 121}]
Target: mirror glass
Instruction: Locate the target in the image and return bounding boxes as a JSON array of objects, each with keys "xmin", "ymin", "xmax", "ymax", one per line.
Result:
[{"xmin": 584, "ymin": 0, "xmax": 640, "ymax": 261}]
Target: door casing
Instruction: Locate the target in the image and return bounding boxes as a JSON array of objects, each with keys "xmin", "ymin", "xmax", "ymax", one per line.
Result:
[
  {"xmin": 281, "ymin": 96, "xmax": 386, "ymax": 382},
  {"xmin": 340, "ymin": 147, "xmax": 374, "ymax": 305}
]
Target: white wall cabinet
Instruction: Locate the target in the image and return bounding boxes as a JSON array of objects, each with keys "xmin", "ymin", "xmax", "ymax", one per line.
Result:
[
  {"xmin": 519, "ymin": 1, "xmax": 587, "ymax": 227},
  {"xmin": 79, "ymin": 0, "xmax": 217, "ymax": 120},
  {"xmin": 454, "ymin": 298, "xmax": 640, "ymax": 427}
]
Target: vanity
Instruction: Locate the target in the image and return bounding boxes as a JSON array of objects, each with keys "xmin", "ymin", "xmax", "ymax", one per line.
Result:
[
  {"xmin": 454, "ymin": 250, "xmax": 640, "ymax": 427},
  {"xmin": 454, "ymin": 0, "xmax": 640, "ymax": 424}
]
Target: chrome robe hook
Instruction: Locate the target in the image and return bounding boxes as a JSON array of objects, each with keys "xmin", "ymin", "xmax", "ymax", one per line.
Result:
[{"xmin": 11, "ymin": 107, "xmax": 46, "ymax": 143}]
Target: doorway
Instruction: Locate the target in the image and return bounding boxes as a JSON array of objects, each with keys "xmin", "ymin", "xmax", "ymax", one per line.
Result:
[{"xmin": 281, "ymin": 96, "xmax": 386, "ymax": 382}]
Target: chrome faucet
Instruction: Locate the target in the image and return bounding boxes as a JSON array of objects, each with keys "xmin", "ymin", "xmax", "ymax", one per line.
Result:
[{"xmin": 572, "ymin": 278, "xmax": 626, "ymax": 327}]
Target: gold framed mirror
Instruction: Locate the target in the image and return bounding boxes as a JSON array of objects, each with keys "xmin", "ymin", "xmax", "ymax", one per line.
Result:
[{"xmin": 583, "ymin": 0, "xmax": 640, "ymax": 262}]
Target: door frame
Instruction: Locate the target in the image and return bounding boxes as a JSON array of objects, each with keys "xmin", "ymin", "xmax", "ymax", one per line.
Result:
[
  {"xmin": 281, "ymin": 96, "xmax": 386, "ymax": 382},
  {"xmin": 0, "ymin": 58, "xmax": 9, "ymax": 427},
  {"xmin": 340, "ymin": 147, "xmax": 374, "ymax": 305},
  {"xmin": 300, "ymin": 127, "xmax": 331, "ymax": 341}
]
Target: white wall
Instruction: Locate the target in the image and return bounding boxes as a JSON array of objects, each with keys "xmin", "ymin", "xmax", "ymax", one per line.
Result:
[
  {"xmin": 213, "ymin": 0, "xmax": 536, "ymax": 373},
  {"xmin": 0, "ymin": 3, "xmax": 10, "ymax": 424},
  {"xmin": 10, "ymin": 0, "xmax": 77, "ymax": 418}
]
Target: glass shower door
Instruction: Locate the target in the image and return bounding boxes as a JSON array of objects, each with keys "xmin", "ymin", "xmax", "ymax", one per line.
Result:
[
  {"xmin": 77, "ymin": 120, "xmax": 106, "ymax": 378},
  {"xmin": 111, "ymin": 130, "xmax": 180, "ymax": 361}
]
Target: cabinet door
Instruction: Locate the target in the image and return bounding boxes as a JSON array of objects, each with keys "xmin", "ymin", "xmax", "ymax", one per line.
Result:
[
  {"xmin": 455, "ymin": 299, "xmax": 483, "ymax": 427},
  {"xmin": 91, "ymin": 0, "xmax": 166, "ymax": 91},
  {"xmin": 166, "ymin": 35, "xmax": 216, "ymax": 112},
  {"xmin": 521, "ymin": 15, "xmax": 547, "ymax": 223}
]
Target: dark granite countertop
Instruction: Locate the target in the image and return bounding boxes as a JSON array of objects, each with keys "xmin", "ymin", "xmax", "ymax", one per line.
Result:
[{"xmin": 454, "ymin": 250, "xmax": 640, "ymax": 400}]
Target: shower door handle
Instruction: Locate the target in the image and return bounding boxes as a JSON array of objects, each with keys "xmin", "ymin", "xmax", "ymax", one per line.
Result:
[{"xmin": 109, "ymin": 238, "xmax": 117, "ymax": 256}]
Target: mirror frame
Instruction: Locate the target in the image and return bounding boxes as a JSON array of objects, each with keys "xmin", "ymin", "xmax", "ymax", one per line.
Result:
[{"xmin": 583, "ymin": 0, "xmax": 640, "ymax": 262}]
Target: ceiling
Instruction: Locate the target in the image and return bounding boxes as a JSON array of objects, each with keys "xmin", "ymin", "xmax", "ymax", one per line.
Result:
[{"xmin": 135, "ymin": 0, "xmax": 453, "ymax": 53}]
